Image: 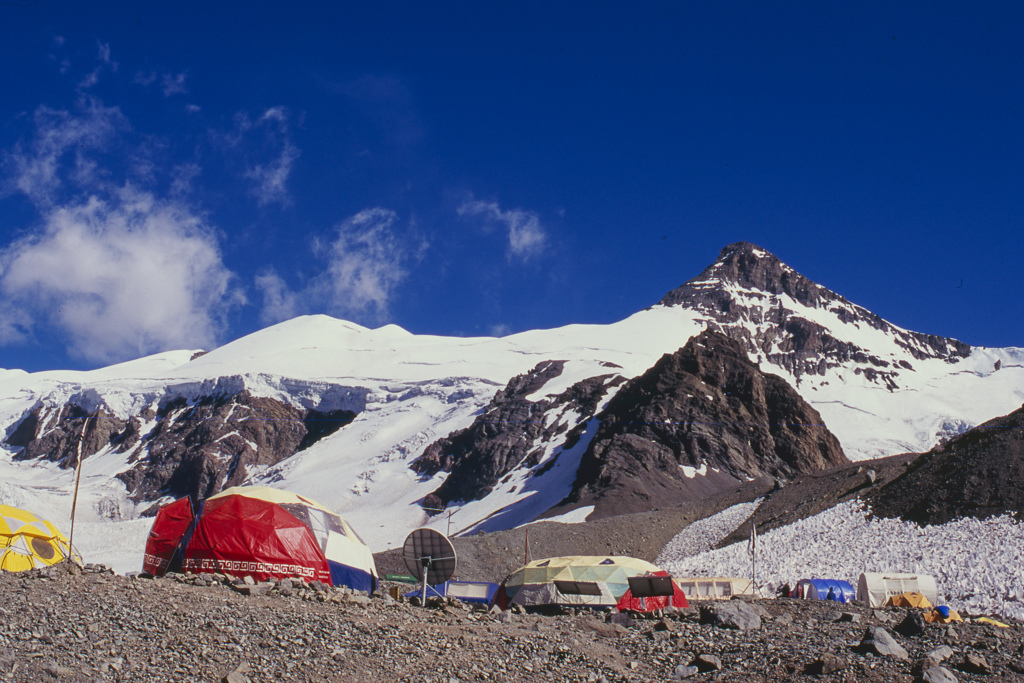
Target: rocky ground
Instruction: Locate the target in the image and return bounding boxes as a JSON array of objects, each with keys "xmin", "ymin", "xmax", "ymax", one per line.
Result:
[{"xmin": 3, "ymin": 562, "xmax": 1023, "ymax": 683}]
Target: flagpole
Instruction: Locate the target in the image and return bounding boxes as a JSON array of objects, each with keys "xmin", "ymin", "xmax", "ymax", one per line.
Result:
[{"xmin": 749, "ymin": 521, "xmax": 757, "ymax": 596}]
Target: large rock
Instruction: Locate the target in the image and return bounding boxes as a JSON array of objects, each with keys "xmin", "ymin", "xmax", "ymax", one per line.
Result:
[
  {"xmin": 921, "ymin": 666, "xmax": 958, "ymax": 683},
  {"xmin": 857, "ymin": 627, "xmax": 909, "ymax": 661},
  {"xmin": 699, "ymin": 601, "xmax": 762, "ymax": 631}
]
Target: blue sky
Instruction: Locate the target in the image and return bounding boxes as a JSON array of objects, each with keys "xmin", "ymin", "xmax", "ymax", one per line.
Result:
[{"xmin": 1, "ymin": 3, "xmax": 1022, "ymax": 372}]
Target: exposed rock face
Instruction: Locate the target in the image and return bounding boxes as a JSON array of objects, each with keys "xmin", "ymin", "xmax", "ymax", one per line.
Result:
[
  {"xmin": 658, "ymin": 242, "xmax": 971, "ymax": 384},
  {"xmin": 3, "ymin": 392, "xmax": 356, "ymax": 506},
  {"xmin": 7, "ymin": 405, "xmax": 128, "ymax": 467},
  {"xmin": 868, "ymin": 404, "xmax": 1024, "ymax": 525},
  {"xmin": 560, "ymin": 330, "xmax": 849, "ymax": 518},
  {"xmin": 411, "ymin": 361, "xmax": 622, "ymax": 510}
]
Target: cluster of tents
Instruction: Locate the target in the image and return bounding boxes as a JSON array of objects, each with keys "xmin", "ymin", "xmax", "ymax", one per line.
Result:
[
  {"xmin": 786, "ymin": 572, "xmax": 961, "ymax": 624},
  {"xmin": 0, "ymin": 487, "xmax": 964, "ymax": 623}
]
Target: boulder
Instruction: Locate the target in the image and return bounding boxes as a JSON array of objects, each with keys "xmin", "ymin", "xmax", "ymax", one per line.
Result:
[
  {"xmin": 673, "ymin": 665, "xmax": 699, "ymax": 679},
  {"xmin": 805, "ymin": 653, "xmax": 845, "ymax": 675},
  {"xmin": 959, "ymin": 653, "xmax": 992, "ymax": 675},
  {"xmin": 857, "ymin": 627, "xmax": 909, "ymax": 661},
  {"xmin": 920, "ymin": 666, "xmax": 958, "ymax": 683},
  {"xmin": 692, "ymin": 654, "xmax": 723, "ymax": 672},
  {"xmin": 896, "ymin": 611, "xmax": 927, "ymax": 637},
  {"xmin": 699, "ymin": 602, "xmax": 762, "ymax": 631}
]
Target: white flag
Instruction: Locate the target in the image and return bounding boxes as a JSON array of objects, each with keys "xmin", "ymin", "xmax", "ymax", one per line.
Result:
[{"xmin": 748, "ymin": 522, "xmax": 756, "ymax": 555}]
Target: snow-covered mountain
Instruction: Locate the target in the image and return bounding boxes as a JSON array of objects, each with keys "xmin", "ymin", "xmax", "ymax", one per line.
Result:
[{"xmin": 1, "ymin": 242, "xmax": 1022, "ymax": 567}]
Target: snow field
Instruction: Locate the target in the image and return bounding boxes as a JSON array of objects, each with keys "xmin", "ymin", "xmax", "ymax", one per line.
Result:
[
  {"xmin": 659, "ymin": 500, "xmax": 1024, "ymax": 621},
  {"xmin": 655, "ymin": 500, "xmax": 762, "ymax": 565}
]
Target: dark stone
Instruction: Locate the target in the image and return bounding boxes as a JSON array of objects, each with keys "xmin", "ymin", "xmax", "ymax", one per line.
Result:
[
  {"xmin": 959, "ymin": 652, "xmax": 992, "ymax": 675},
  {"xmin": 805, "ymin": 653, "xmax": 845, "ymax": 675},
  {"xmin": 896, "ymin": 611, "xmax": 927, "ymax": 637}
]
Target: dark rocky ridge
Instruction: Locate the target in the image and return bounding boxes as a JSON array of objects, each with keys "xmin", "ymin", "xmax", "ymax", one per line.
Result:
[
  {"xmin": 866, "ymin": 404, "xmax": 1024, "ymax": 525},
  {"xmin": 658, "ymin": 242, "xmax": 971, "ymax": 384},
  {"xmin": 3, "ymin": 392, "xmax": 356, "ymax": 508},
  {"xmin": 557, "ymin": 329, "xmax": 849, "ymax": 520},
  {"xmin": 412, "ymin": 360, "xmax": 622, "ymax": 511}
]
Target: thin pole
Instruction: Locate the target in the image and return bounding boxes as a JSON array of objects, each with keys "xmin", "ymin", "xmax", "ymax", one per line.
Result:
[{"xmin": 68, "ymin": 413, "xmax": 93, "ymax": 560}]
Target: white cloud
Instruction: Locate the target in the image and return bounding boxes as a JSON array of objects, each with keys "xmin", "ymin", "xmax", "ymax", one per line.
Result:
[
  {"xmin": 161, "ymin": 72, "xmax": 188, "ymax": 97},
  {"xmin": 3, "ymin": 97, "xmax": 126, "ymax": 206},
  {"xmin": 257, "ymin": 208, "xmax": 422, "ymax": 325},
  {"xmin": 223, "ymin": 107, "xmax": 300, "ymax": 207},
  {"xmin": 0, "ymin": 187, "xmax": 243, "ymax": 364},
  {"xmin": 97, "ymin": 43, "xmax": 117, "ymax": 71},
  {"xmin": 457, "ymin": 198, "xmax": 548, "ymax": 261}
]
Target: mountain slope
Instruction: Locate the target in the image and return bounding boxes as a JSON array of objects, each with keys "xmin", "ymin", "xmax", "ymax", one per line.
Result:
[
  {"xmin": 557, "ymin": 329, "xmax": 848, "ymax": 519},
  {"xmin": 1, "ymin": 242, "xmax": 1022, "ymax": 561}
]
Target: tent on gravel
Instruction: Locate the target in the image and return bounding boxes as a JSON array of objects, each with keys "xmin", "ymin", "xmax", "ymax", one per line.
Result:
[
  {"xmin": 796, "ymin": 578, "xmax": 856, "ymax": 603},
  {"xmin": 857, "ymin": 572, "xmax": 938, "ymax": 608},
  {"xmin": 142, "ymin": 486, "xmax": 378, "ymax": 592},
  {"xmin": 615, "ymin": 572, "xmax": 689, "ymax": 612},
  {"xmin": 0, "ymin": 505, "xmax": 78, "ymax": 572},
  {"xmin": 885, "ymin": 591, "xmax": 933, "ymax": 608},
  {"xmin": 676, "ymin": 577, "xmax": 754, "ymax": 601},
  {"xmin": 495, "ymin": 556, "xmax": 678, "ymax": 611}
]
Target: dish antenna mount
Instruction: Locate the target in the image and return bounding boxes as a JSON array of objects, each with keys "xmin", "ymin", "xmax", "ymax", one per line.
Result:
[{"xmin": 402, "ymin": 527, "xmax": 457, "ymax": 606}]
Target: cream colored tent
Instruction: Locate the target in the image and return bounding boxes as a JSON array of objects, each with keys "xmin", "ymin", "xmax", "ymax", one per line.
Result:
[
  {"xmin": 676, "ymin": 577, "xmax": 753, "ymax": 601},
  {"xmin": 496, "ymin": 556, "xmax": 665, "ymax": 610},
  {"xmin": 857, "ymin": 573, "xmax": 938, "ymax": 608}
]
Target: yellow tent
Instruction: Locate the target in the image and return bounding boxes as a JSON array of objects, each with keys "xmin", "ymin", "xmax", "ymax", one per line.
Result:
[
  {"xmin": 0, "ymin": 505, "xmax": 76, "ymax": 572},
  {"xmin": 924, "ymin": 608, "xmax": 963, "ymax": 624},
  {"xmin": 884, "ymin": 591, "xmax": 933, "ymax": 608}
]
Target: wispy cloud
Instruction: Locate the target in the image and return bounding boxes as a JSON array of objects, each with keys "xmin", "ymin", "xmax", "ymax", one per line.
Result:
[
  {"xmin": 257, "ymin": 208, "xmax": 425, "ymax": 325},
  {"xmin": 162, "ymin": 72, "xmax": 188, "ymax": 97},
  {"xmin": 0, "ymin": 187, "xmax": 243, "ymax": 364},
  {"xmin": 457, "ymin": 197, "xmax": 548, "ymax": 262},
  {"xmin": 2, "ymin": 97, "xmax": 127, "ymax": 207},
  {"xmin": 220, "ymin": 106, "xmax": 300, "ymax": 207}
]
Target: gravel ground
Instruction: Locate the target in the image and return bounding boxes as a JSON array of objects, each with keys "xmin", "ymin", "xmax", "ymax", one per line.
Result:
[{"xmin": 4, "ymin": 562, "xmax": 1024, "ymax": 683}]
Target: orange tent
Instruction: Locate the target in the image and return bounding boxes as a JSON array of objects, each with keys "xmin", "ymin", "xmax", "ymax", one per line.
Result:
[
  {"xmin": 884, "ymin": 591, "xmax": 933, "ymax": 608},
  {"xmin": 923, "ymin": 608, "xmax": 963, "ymax": 623}
]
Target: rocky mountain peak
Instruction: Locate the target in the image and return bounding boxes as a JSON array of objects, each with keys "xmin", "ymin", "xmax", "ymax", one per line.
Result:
[
  {"xmin": 656, "ymin": 242, "xmax": 970, "ymax": 383},
  {"xmin": 665, "ymin": 241, "xmax": 821, "ymax": 308}
]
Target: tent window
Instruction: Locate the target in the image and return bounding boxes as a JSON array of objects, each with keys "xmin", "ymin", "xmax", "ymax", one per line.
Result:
[
  {"xmin": 698, "ymin": 581, "xmax": 714, "ymax": 596},
  {"xmin": 537, "ymin": 560, "xmax": 550, "ymax": 567},
  {"xmin": 719, "ymin": 582, "xmax": 732, "ymax": 597},
  {"xmin": 31, "ymin": 537, "xmax": 56, "ymax": 560},
  {"xmin": 599, "ymin": 558, "xmax": 615, "ymax": 565}
]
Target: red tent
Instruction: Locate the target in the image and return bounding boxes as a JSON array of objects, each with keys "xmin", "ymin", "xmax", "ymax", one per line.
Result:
[
  {"xmin": 141, "ymin": 486, "xmax": 378, "ymax": 590},
  {"xmin": 615, "ymin": 571, "xmax": 689, "ymax": 612}
]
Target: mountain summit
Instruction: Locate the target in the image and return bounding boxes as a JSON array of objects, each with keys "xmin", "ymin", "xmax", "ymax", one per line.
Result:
[
  {"xmin": 1, "ymin": 242, "xmax": 1021, "ymax": 554},
  {"xmin": 658, "ymin": 241, "xmax": 971, "ymax": 383}
]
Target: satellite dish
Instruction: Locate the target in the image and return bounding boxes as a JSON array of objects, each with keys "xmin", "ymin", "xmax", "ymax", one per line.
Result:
[{"xmin": 402, "ymin": 527, "xmax": 457, "ymax": 604}]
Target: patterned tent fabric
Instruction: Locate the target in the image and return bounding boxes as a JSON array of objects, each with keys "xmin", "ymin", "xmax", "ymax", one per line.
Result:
[
  {"xmin": 143, "ymin": 486, "xmax": 378, "ymax": 592},
  {"xmin": 497, "ymin": 556, "xmax": 666, "ymax": 610},
  {"xmin": 0, "ymin": 505, "xmax": 76, "ymax": 572}
]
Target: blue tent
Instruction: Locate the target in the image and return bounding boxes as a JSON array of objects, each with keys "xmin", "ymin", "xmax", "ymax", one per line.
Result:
[
  {"xmin": 404, "ymin": 580, "xmax": 499, "ymax": 604},
  {"xmin": 797, "ymin": 578, "xmax": 855, "ymax": 603}
]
